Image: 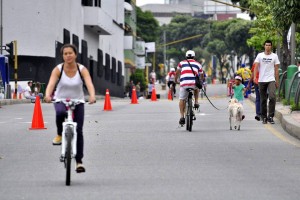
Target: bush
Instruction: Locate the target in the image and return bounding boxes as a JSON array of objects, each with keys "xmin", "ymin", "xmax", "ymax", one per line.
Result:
[{"xmin": 129, "ymin": 69, "xmax": 146, "ymax": 91}]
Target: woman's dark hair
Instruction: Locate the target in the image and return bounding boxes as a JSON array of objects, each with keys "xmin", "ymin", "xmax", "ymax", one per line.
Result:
[{"xmin": 60, "ymin": 44, "xmax": 78, "ymax": 55}]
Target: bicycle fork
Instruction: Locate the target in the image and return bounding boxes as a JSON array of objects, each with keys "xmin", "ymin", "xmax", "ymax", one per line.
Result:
[{"xmin": 60, "ymin": 123, "xmax": 78, "ymax": 163}]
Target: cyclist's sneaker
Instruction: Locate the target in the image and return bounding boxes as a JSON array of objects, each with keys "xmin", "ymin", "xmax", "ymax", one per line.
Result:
[
  {"xmin": 262, "ymin": 118, "xmax": 268, "ymax": 124},
  {"xmin": 255, "ymin": 115, "xmax": 261, "ymax": 121},
  {"xmin": 242, "ymin": 115, "xmax": 245, "ymax": 120},
  {"xmin": 194, "ymin": 103, "xmax": 199, "ymax": 109},
  {"xmin": 179, "ymin": 117, "xmax": 185, "ymax": 125},
  {"xmin": 76, "ymin": 163, "xmax": 85, "ymax": 173},
  {"xmin": 268, "ymin": 117, "xmax": 275, "ymax": 124},
  {"xmin": 52, "ymin": 135, "xmax": 62, "ymax": 145}
]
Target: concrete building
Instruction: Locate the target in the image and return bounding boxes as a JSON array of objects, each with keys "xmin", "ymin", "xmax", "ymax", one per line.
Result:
[
  {"xmin": 141, "ymin": 0, "xmax": 241, "ymax": 25},
  {"xmin": 1, "ymin": 0, "xmax": 126, "ymax": 97}
]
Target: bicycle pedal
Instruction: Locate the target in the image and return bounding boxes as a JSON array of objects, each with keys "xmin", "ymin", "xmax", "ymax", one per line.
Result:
[{"xmin": 59, "ymin": 156, "xmax": 65, "ymax": 162}]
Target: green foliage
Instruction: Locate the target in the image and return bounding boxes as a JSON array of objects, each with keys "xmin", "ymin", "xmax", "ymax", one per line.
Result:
[
  {"xmin": 136, "ymin": 6, "xmax": 160, "ymax": 42},
  {"xmin": 282, "ymin": 99, "xmax": 289, "ymax": 106},
  {"xmin": 129, "ymin": 69, "xmax": 146, "ymax": 91},
  {"xmin": 290, "ymin": 101, "xmax": 300, "ymax": 111}
]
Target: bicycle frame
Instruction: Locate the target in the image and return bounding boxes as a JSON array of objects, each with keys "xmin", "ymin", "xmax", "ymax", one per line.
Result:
[
  {"xmin": 61, "ymin": 106, "xmax": 77, "ymax": 160},
  {"xmin": 56, "ymin": 99, "xmax": 84, "ymax": 161}
]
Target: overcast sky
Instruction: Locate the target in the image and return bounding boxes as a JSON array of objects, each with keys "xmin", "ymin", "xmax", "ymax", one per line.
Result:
[{"xmin": 136, "ymin": 0, "xmax": 165, "ymax": 6}]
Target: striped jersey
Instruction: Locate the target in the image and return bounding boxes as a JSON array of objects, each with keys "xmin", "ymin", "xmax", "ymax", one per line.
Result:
[{"xmin": 177, "ymin": 59, "xmax": 203, "ymax": 87}]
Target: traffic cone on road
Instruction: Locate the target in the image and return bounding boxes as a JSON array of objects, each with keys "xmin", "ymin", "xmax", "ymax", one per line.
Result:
[
  {"xmin": 151, "ymin": 86, "xmax": 157, "ymax": 101},
  {"xmin": 168, "ymin": 89, "xmax": 172, "ymax": 100},
  {"xmin": 29, "ymin": 96, "xmax": 47, "ymax": 130},
  {"xmin": 103, "ymin": 89, "xmax": 112, "ymax": 111},
  {"xmin": 131, "ymin": 86, "xmax": 138, "ymax": 104}
]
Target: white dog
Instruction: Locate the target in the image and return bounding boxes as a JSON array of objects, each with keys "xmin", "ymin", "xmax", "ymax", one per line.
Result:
[{"xmin": 228, "ymin": 98, "xmax": 244, "ymax": 130}]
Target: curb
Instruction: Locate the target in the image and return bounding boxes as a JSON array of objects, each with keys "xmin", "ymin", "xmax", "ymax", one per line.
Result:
[
  {"xmin": 0, "ymin": 99, "xmax": 31, "ymax": 106},
  {"xmin": 249, "ymin": 94, "xmax": 300, "ymax": 140}
]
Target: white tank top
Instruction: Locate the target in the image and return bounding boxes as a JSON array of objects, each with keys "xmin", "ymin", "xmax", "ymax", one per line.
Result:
[{"xmin": 54, "ymin": 63, "xmax": 85, "ymax": 101}]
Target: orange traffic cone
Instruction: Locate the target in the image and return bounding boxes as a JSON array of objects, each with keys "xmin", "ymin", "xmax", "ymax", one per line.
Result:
[
  {"xmin": 12, "ymin": 92, "xmax": 17, "ymax": 99},
  {"xmin": 151, "ymin": 86, "xmax": 157, "ymax": 101},
  {"xmin": 29, "ymin": 96, "xmax": 47, "ymax": 130},
  {"xmin": 103, "ymin": 89, "xmax": 112, "ymax": 111},
  {"xmin": 168, "ymin": 89, "xmax": 172, "ymax": 100},
  {"xmin": 131, "ymin": 86, "xmax": 138, "ymax": 104}
]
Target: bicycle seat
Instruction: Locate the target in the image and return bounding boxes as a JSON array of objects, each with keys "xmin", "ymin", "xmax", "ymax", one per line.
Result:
[{"xmin": 185, "ymin": 88, "xmax": 194, "ymax": 92}]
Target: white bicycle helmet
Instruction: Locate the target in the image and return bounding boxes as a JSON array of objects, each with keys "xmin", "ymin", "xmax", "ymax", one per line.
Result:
[
  {"xmin": 186, "ymin": 50, "xmax": 195, "ymax": 59},
  {"xmin": 170, "ymin": 68, "xmax": 175, "ymax": 72}
]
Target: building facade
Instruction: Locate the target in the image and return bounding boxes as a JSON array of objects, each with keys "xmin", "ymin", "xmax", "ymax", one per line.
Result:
[
  {"xmin": 2, "ymin": 0, "xmax": 126, "ymax": 97},
  {"xmin": 141, "ymin": 0, "xmax": 241, "ymax": 25}
]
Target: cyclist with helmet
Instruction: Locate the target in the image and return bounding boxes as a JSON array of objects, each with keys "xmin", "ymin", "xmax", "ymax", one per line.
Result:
[
  {"xmin": 166, "ymin": 67, "xmax": 177, "ymax": 97},
  {"xmin": 175, "ymin": 50, "xmax": 204, "ymax": 125}
]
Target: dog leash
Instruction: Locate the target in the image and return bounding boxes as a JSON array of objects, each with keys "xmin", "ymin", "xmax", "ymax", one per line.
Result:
[{"xmin": 201, "ymin": 88, "xmax": 228, "ymax": 111}]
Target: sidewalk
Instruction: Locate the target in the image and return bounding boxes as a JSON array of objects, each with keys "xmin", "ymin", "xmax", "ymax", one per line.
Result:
[{"xmin": 249, "ymin": 93, "xmax": 300, "ymax": 140}]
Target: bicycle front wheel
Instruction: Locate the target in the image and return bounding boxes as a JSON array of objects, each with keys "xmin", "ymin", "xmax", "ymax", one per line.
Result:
[{"xmin": 65, "ymin": 126, "xmax": 73, "ymax": 186}]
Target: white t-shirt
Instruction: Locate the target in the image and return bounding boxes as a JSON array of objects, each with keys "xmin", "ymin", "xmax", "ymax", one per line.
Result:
[
  {"xmin": 24, "ymin": 85, "xmax": 32, "ymax": 97},
  {"xmin": 254, "ymin": 52, "xmax": 280, "ymax": 82}
]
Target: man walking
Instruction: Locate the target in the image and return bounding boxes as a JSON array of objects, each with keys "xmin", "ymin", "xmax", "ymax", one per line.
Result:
[{"xmin": 253, "ymin": 40, "xmax": 280, "ymax": 124}]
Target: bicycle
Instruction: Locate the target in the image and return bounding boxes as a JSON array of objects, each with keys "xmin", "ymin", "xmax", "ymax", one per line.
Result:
[
  {"xmin": 185, "ymin": 88, "xmax": 196, "ymax": 132},
  {"xmin": 54, "ymin": 98, "xmax": 85, "ymax": 186},
  {"xmin": 169, "ymin": 82, "xmax": 176, "ymax": 100}
]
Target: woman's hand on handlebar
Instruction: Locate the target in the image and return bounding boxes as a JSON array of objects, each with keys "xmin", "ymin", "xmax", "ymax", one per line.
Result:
[
  {"xmin": 88, "ymin": 96, "xmax": 96, "ymax": 104},
  {"xmin": 44, "ymin": 96, "xmax": 53, "ymax": 103}
]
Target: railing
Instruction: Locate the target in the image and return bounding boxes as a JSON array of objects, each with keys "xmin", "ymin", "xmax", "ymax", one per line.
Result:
[
  {"xmin": 278, "ymin": 71, "xmax": 287, "ymax": 101},
  {"xmin": 295, "ymin": 79, "xmax": 300, "ymax": 106},
  {"xmin": 287, "ymin": 71, "xmax": 300, "ymax": 105}
]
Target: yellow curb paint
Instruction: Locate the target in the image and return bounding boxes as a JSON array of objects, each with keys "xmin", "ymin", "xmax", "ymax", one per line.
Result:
[
  {"xmin": 265, "ymin": 124, "xmax": 300, "ymax": 147},
  {"xmin": 247, "ymin": 98, "xmax": 300, "ymax": 147}
]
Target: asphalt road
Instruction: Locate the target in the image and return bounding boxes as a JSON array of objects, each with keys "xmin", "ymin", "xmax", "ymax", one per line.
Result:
[{"xmin": 1, "ymin": 84, "xmax": 300, "ymax": 200}]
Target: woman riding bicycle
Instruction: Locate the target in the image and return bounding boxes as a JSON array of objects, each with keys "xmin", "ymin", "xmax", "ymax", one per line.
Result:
[
  {"xmin": 44, "ymin": 44, "xmax": 96, "ymax": 173},
  {"xmin": 175, "ymin": 50, "xmax": 204, "ymax": 125}
]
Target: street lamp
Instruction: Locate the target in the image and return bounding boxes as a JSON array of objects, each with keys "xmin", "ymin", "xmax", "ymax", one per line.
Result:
[{"xmin": 230, "ymin": 50, "xmax": 236, "ymax": 78}]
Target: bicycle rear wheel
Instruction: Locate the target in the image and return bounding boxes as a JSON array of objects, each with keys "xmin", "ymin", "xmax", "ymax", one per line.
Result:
[
  {"xmin": 186, "ymin": 97, "xmax": 193, "ymax": 131},
  {"xmin": 65, "ymin": 126, "xmax": 73, "ymax": 186}
]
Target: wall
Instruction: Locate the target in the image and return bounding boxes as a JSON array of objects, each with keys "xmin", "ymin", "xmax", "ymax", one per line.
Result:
[{"xmin": 2, "ymin": 0, "xmax": 125, "ymax": 97}]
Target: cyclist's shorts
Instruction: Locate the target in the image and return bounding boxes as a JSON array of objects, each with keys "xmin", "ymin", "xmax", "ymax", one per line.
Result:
[
  {"xmin": 179, "ymin": 86, "xmax": 196, "ymax": 100},
  {"xmin": 167, "ymin": 81, "xmax": 175, "ymax": 88}
]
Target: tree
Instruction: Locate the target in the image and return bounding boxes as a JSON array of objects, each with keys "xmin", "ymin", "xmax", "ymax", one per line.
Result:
[
  {"xmin": 203, "ymin": 19, "xmax": 253, "ymax": 81},
  {"xmin": 136, "ymin": 6, "xmax": 160, "ymax": 42},
  {"xmin": 225, "ymin": 19, "xmax": 253, "ymax": 65}
]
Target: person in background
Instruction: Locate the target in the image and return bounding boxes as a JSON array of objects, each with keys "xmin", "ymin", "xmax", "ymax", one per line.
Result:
[
  {"xmin": 150, "ymin": 70, "xmax": 156, "ymax": 84},
  {"xmin": 128, "ymin": 80, "xmax": 134, "ymax": 99},
  {"xmin": 236, "ymin": 63, "xmax": 252, "ymax": 98},
  {"xmin": 136, "ymin": 81, "xmax": 141, "ymax": 97},
  {"xmin": 253, "ymin": 40, "xmax": 280, "ymax": 124},
  {"xmin": 166, "ymin": 67, "xmax": 177, "ymax": 97},
  {"xmin": 247, "ymin": 63, "xmax": 261, "ymax": 121},
  {"xmin": 232, "ymin": 75, "xmax": 245, "ymax": 120},
  {"xmin": 24, "ymin": 81, "xmax": 43, "ymax": 103},
  {"xmin": 44, "ymin": 44, "xmax": 96, "ymax": 173}
]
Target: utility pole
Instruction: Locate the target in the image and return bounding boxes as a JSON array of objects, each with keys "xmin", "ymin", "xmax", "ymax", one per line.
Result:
[
  {"xmin": 0, "ymin": 0, "xmax": 3, "ymax": 55},
  {"xmin": 163, "ymin": 31, "xmax": 167, "ymax": 73},
  {"xmin": 290, "ymin": 23, "xmax": 296, "ymax": 65}
]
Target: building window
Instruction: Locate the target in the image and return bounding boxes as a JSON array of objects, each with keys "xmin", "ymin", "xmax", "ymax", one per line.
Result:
[{"xmin": 82, "ymin": 0, "xmax": 101, "ymax": 7}]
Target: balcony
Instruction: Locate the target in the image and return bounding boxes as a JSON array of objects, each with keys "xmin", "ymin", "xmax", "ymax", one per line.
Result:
[{"xmin": 83, "ymin": 7, "xmax": 113, "ymax": 35}]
